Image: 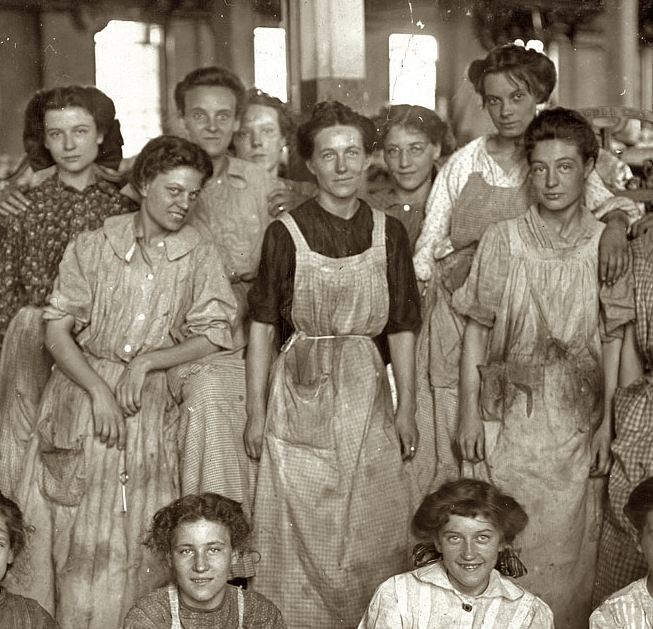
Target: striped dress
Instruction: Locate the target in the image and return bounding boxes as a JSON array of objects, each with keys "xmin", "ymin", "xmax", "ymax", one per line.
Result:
[{"xmin": 590, "ymin": 578, "xmax": 653, "ymax": 628}]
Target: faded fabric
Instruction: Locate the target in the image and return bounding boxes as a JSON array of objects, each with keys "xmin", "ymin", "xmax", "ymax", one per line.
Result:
[
  {"xmin": 452, "ymin": 208, "xmax": 607, "ymax": 629},
  {"xmin": 358, "ymin": 561, "xmax": 554, "ymax": 629},
  {"xmin": 123, "ymin": 584, "xmax": 285, "ymax": 629},
  {"xmin": 590, "ymin": 578, "xmax": 653, "ymax": 628},
  {"xmin": 0, "ymin": 589, "xmax": 58, "ymax": 629},
  {"xmin": 15, "ymin": 214, "xmax": 236, "ymax": 629},
  {"xmin": 252, "ymin": 210, "xmax": 419, "ymax": 629},
  {"xmin": 594, "ymin": 237, "xmax": 653, "ymax": 604},
  {"xmin": 366, "ymin": 185, "xmax": 427, "ymax": 250}
]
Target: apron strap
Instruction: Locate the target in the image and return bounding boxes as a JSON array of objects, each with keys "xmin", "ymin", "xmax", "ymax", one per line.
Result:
[
  {"xmin": 167, "ymin": 584, "xmax": 183, "ymax": 629},
  {"xmin": 279, "ymin": 212, "xmax": 311, "ymax": 254},
  {"xmin": 237, "ymin": 586, "xmax": 245, "ymax": 628},
  {"xmin": 370, "ymin": 209, "xmax": 386, "ymax": 250},
  {"xmin": 507, "ymin": 590, "xmax": 538, "ymax": 629}
]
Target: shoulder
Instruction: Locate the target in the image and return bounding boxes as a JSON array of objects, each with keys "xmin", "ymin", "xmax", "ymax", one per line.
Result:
[
  {"xmin": 0, "ymin": 591, "xmax": 56, "ymax": 623},
  {"xmin": 124, "ymin": 586, "xmax": 171, "ymax": 624},
  {"xmin": 444, "ymin": 136, "xmax": 487, "ymax": 169},
  {"xmin": 241, "ymin": 588, "xmax": 284, "ymax": 622},
  {"xmin": 593, "ymin": 578, "xmax": 648, "ymax": 618}
]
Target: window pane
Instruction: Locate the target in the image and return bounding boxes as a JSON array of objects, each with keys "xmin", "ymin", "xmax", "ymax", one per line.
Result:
[
  {"xmin": 389, "ymin": 33, "xmax": 438, "ymax": 109},
  {"xmin": 254, "ymin": 27, "xmax": 288, "ymax": 102},
  {"xmin": 95, "ymin": 21, "xmax": 163, "ymax": 157}
]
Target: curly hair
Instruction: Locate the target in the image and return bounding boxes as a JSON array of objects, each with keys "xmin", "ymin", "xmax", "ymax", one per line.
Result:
[
  {"xmin": 523, "ymin": 107, "xmax": 599, "ymax": 165},
  {"xmin": 23, "ymin": 85, "xmax": 124, "ymax": 171},
  {"xmin": 377, "ymin": 104, "xmax": 454, "ymax": 157},
  {"xmin": 297, "ymin": 101, "xmax": 377, "ymax": 160},
  {"xmin": 625, "ymin": 477, "xmax": 653, "ymax": 537},
  {"xmin": 130, "ymin": 135, "xmax": 213, "ymax": 193},
  {"xmin": 412, "ymin": 478, "xmax": 528, "ymax": 546},
  {"xmin": 174, "ymin": 66, "xmax": 247, "ymax": 118},
  {"xmin": 144, "ymin": 493, "xmax": 250, "ymax": 557},
  {"xmin": 468, "ymin": 44, "xmax": 557, "ymax": 105},
  {"xmin": 241, "ymin": 88, "xmax": 296, "ymax": 141},
  {"xmin": 0, "ymin": 493, "xmax": 26, "ymax": 562}
]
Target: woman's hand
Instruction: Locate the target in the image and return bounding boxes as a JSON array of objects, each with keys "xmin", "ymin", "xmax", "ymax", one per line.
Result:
[
  {"xmin": 115, "ymin": 357, "xmax": 150, "ymax": 416},
  {"xmin": 395, "ymin": 404, "xmax": 419, "ymax": 460},
  {"xmin": 267, "ymin": 185, "xmax": 308, "ymax": 217},
  {"xmin": 244, "ymin": 409, "xmax": 266, "ymax": 460},
  {"xmin": 456, "ymin": 414, "xmax": 485, "ymax": 463},
  {"xmin": 0, "ymin": 189, "xmax": 30, "ymax": 217},
  {"xmin": 90, "ymin": 385, "xmax": 126, "ymax": 449},
  {"xmin": 590, "ymin": 421, "xmax": 612, "ymax": 477},
  {"xmin": 599, "ymin": 220, "xmax": 629, "ymax": 286}
]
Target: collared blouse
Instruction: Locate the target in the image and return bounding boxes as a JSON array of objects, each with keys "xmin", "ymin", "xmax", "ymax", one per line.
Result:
[{"xmin": 590, "ymin": 577, "xmax": 653, "ymax": 628}]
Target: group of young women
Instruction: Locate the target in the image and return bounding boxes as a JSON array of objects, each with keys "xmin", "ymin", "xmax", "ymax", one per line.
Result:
[{"xmin": 0, "ymin": 41, "xmax": 652, "ymax": 629}]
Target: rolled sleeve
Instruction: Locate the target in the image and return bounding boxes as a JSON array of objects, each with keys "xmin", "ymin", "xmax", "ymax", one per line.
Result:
[
  {"xmin": 600, "ymin": 255, "xmax": 635, "ymax": 340},
  {"xmin": 452, "ymin": 223, "xmax": 510, "ymax": 327}
]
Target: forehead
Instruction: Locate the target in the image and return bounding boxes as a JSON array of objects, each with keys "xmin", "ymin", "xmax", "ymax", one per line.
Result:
[
  {"xmin": 384, "ymin": 125, "xmax": 430, "ymax": 145},
  {"xmin": 44, "ymin": 106, "xmax": 95, "ymax": 128},
  {"xmin": 184, "ymin": 85, "xmax": 237, "ymax": 112},
  {"xmin": 242, "ymin": 104, "xmax": 280, "ymax": 128},
  {"xmin": 173, "ymin": 518, "xmax": 232, "ymax": 546},
  {"xmin": 441, "ymin": 513, "xmax": 499, "ymax": 535},
  {"xmin": 313, "ymin": 125, "xmax": 364, "ymax": 151},
  {"xmin": 151, "ymin": 166, "xmax": 204, "ymax": 187},
  {"xmin": 483, "ymin": 72, "xmax": 529, "ymax": 97},
  {"xmin": 530, "ymin": 138, "xmax": 583, "ymax": 162}
]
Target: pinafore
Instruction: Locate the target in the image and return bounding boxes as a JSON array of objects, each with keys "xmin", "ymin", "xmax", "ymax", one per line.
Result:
[
  {"xmin": 416, "ymin": 172, "xmax": 530, "ymax": 489},
  {"xmin": 461, "ymin": 215, "xmax": 604, "ymax": 629},
  {"xmin": 253, "ymin": 210, "xmax": 417, "ymax": 629}
]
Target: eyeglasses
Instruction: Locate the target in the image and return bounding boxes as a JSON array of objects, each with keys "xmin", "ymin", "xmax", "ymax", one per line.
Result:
[{"xmin": 385, "ymin": 143, "xmax": 428, "ymax": 158}]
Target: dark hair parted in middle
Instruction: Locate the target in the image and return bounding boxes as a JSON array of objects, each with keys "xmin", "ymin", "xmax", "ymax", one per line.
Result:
[
  {"xmin": 523, "ymin": 107, "xmax": 599, "ymax": 165},
  {"xmin": 625, "ymin": 476, "xmax": 653, "ymax": 536},
  {"xmin": 174, "ymin": 66, "xmax": 247, "ymax": 117},
  {"xmin": 145, "ymin": 493, "xmax": 251, "ymax": 558},
  {"xmin": 130, "ymin": 135, "xmax": 214, "ymax": 193},
  {"xmin": 377, "ymin": 104, "xmax": 455, "ymax": 157},
  {"xmin": 413, "ymin": 478, "xmax": 528, "ymax": 546},
  {"xmin": 468, "ymin": 44, "xmax": 557, "ymax": 105},
  {"xmin": 297, "ymin": 101, "xmax": 377, "ymax": 160}
]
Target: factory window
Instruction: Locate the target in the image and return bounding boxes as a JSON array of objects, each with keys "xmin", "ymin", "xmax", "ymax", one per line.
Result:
[
  {"xmin": 254, "ymin": 27, "xmax": 288, "ymax": 102},
  {"xmin": 389, "ymin": 33, "xmax": 438, "ymax": 110}
]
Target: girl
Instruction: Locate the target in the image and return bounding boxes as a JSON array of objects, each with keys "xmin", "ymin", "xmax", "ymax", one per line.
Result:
[
  {"xmin": 123, "ymin": 493, "xmax": 285, "ymax": 628},
  {"xmin": 15, "ymin": 135, "xmax": 237, "ymax": 629},
  {"xmin": 0, "ymin": 86, "xmax": 136, "ymax": 498},
  {"xmin": 591, "ymin": 477, "xmax": 653, "ymax": 627},
  {"xmin": 359, "ymin": 479, "xmax": 553, "ymax": 628},
  {"xmin": 0, "ymin": 493, "xmax": 57, "ymax": 628},
  {"xmin": 452, "ymin": 108, "xmax": 621, "ymax": 628},
  {"xmin": 412, "ymin": 44, "xmax": 639, "ymax": 490}
]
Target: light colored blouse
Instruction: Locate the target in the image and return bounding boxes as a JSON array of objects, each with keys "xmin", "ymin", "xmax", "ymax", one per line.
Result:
[
  {"xmin": 413, "ymin": 135, "xmax": 642, "ymax": 282},
  {"xmin": 590, "ymin": 577, "xmax": 653, "ymax": 628},
  {"xmin": 358, "ymin": 562, "xmax": 554, "ymax": 629}
]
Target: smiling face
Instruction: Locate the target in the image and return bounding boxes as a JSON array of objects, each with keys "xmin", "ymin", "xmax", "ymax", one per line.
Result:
[
  {"xmin": 435, "ymin": 514, "xmax": 504, "ymax": 597},
  {"xmin": 171, "ymin": 518, "xmax": 237, "ymax": 610},
  {"xmin": 0, "ymin": 516, "xmax": 14, "ymax": 582},
  {"xmin": 44, "ymin": 106, "xmax": 103, "ymax": 176},
  {"xmin": 483, "ymin": 72, "xmax": 538, "ymax": 140},
  {"xmin": 233, "ymin": 104, "xmax": 286, "ymax": 174},
  {"xmin": 307, "ymin": 125, "xmax": 370, "ymax": 207},
  {"xmin": 529, "ymin": 139, "xmax": 592, "ymax": 216},
  {"xmin": 181, "ymin": 86, "xmax": 239, "ymax": 159},
  {"xmin": 383, "ymin": 125, "xmax": 439, "ymax": 193},
  {"xmin": 140, "ymin": 166, "xmax": 205, "ymax": 238}
]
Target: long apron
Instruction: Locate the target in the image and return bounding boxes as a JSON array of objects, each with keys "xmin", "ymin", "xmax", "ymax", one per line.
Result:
[
  {"xmin": 469, "ymin": 219, "xmax": 604, "ymax": 629},
  {"xmin": 253, "ymin": 210, "xmax": 417, "ymax": 629},
  {"xmin": 416, "ymin": 173, "xmax": 530, "ymax": 489}
]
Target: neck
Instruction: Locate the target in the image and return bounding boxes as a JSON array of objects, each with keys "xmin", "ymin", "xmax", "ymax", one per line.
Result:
[
  {"xmin": 211, "ymin": 154, "xmax": 228, "ymax": 179},
  {"xmin": 491, "ymin": 133, "xmax": 523, "ymax": 154},
  {"xmin": 536, "ymin": 202, "xmax": 583, "ymax": 235},
  {"xmin": 317, "ymin": 191, "xmax": 360, "ymax": 220},
  {"xmin": 392, "ymin": 176, "xmax": 433, "ymax": 207},
  {"xmin": 57, "ymin": 165, "xmax": 95, "ymax": 191},
  {"xmin": 135, "ymin": 207, "xmax": 167, "ymax": 245}
]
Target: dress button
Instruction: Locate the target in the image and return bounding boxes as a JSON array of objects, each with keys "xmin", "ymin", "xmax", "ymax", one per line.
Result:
[
  {"xmin": 402, "ymin": 203, "xmax": 411, "ymax": 212},
  {"xmin": 462, "ymin": 603, "xmax": 472, "ymax": 612},
  {"xmin": 156, "ymin": 241, "xmax": 165, "ymax": 248},
  {"xmin": 137, "ymin": 313, "xmax": 146, "ymax": 321},
  {"xmin": 146, "ymin": 273, "xmax": 154, "ymax": 280},
  {"xmin": 124, "ymin": 344, "xmax": 132, "ymax": 353}
]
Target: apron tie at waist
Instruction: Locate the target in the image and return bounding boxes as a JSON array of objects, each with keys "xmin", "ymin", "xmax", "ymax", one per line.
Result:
[{"xmin": 281, "ymin": 330, "xmax": 372, "ymax": 353}]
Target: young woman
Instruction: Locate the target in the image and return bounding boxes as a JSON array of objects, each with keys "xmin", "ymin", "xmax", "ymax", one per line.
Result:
[
  {"xmin": 453, "ymin": 108, "xmax": 623, "ymax": 628},
  {"xmin": 591, "ymin": 477, "xmax": 653, "ymax": 628},
  {"xmin": 411, "ymin": 44, "xmax": 640, "ymax": 491},
  {"xmin": 0, "ymin": 493, "xmax": 58, "ymax": 628},
  {"xmin": 123, "ymin": 493, "xmax": 285, "ymax": 628},
  {"xmin": 367, "ymin": 104, "xmax": 453, "ymax": 250},
  {"xmin": 15, "ymin": 136, "xmax": 237, "ymax": 629},
  {"xmin": 359, "ymin": 478, "xmax": 553, "ymax": 628},
  {"xmin": 0, "ymin": 86, "xmax": 136, "ymax": 499},
  {"xmin": 245, "ymin": 101, "xmax": 422, "ymax": 628}
]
